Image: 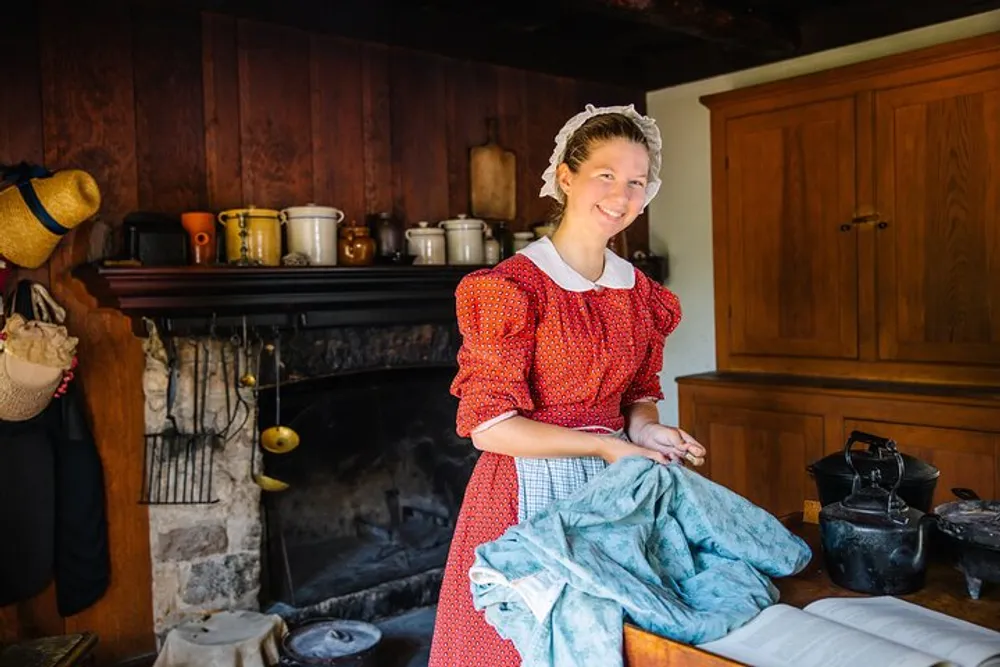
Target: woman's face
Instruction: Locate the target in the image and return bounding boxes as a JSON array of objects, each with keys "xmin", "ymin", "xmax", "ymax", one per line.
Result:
[{"xmin": 557, "ymin": 138, "xmax": 649, "ymax": 240}]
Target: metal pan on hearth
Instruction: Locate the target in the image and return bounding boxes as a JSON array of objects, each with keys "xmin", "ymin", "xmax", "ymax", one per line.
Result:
[{"xmin": 933, "ymin": 487, "xmax": 1000, "ymax": 600}]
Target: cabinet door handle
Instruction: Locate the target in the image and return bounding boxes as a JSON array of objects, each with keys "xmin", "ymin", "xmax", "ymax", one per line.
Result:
[{"xmin": 839, "ymin": 214, "xmax": 884, "ymax": 231}]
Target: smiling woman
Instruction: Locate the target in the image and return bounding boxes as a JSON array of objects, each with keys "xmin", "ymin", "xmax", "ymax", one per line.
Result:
[{"xmin": 427, "ymin": 104, "xmax": 707, "ymax": 667}]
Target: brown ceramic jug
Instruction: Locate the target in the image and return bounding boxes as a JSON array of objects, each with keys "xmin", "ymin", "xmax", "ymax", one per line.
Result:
[{"xmin": 338, "ymin": 224, "xmax": 375, "ymax": 266}]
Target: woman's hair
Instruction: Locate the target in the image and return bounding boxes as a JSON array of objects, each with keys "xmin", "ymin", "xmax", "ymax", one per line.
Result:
[{"xmin": 547, "ymin": 113, "xmax": 649, "ymax": 226}]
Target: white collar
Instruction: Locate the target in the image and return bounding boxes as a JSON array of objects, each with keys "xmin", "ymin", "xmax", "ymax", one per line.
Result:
[{"xmin": 518, "ymin": 236, "xmax": 635, "ymax": 292}]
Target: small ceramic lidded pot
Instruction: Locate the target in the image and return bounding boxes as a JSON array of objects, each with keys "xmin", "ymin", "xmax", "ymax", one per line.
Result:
[
  {"xmin": 280, "ymin": 203, "xmax": 344, "ymax": 266},
  {"xmin": 438, "ymin": 214, "xmax": 487, "ymax": 265},
  {"xmin": 512, "ymin": 231, "xmax": 535, "ymax": 252},
  {"xmin": 405, "ymin": 221, "xmax": 446, "ymax": 265}
]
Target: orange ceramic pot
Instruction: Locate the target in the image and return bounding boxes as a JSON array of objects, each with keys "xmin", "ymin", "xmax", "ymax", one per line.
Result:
[{"xmin": 181, "ymin": 212, "xmax": 218, "ymax": 265}]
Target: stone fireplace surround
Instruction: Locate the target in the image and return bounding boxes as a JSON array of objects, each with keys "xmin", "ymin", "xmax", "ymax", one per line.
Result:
[{"xmin": 141, "ymin": 319, "xmax": 465, "ymax": 640}]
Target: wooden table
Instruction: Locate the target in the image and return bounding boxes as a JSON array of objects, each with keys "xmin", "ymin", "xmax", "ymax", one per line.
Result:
[{"xmin": 623, "ymin": 514, "xmax": 1000, "ymax": 666}]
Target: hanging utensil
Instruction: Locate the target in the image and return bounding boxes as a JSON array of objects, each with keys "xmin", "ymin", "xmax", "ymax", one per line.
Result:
[
  {"xmin": 251, "ymin": 401, "xmax": 290, "ymax": 492},
  {"xmin": 238, "ymin": 316, "xmax": 257, "ymax": 388},
  {"xmin": 260, "ymin": 333, "xmax": 300, "ymax": 454},
  {"xmin": 246, "ymin": 339, "xmax": 289, "ymax": 492}
]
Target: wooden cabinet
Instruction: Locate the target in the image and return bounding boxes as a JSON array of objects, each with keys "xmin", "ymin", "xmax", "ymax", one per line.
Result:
[
  {"xmin": 874, "ymin": 67, "xmax": 1000, "ymax": 367},
  {"xmin": 678, "ymin": 373, "xmax": 1000, "ymax": 517},
  {"xmin": 724, "ymin": 98, "xmax": 858, "ymax": 361},
  {"xmin": 691, "ymin": 403, "xmax": 824, "ymax": 517},
  {"xmin": 703, "ymin": 33, "xmax": 1000, "ymax": 386}
]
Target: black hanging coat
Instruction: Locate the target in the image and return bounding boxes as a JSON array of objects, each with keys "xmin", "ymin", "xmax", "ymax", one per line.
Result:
[{"xmin": 0, "ymin": 279, "xmax": 110, "ymax": 616}]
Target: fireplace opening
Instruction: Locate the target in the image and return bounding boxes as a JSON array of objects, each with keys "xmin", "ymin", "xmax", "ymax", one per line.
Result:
[{"xmin": 255, "ymin": 365, "xmax": 478, "ymax": 626}]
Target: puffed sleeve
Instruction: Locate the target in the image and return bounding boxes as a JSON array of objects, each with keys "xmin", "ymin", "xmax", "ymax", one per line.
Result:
[
  {"xmin": 622, "ymin": 277, "xmax": 682, "ymax": 407},
  {"xmin": 450, "ymin": 271, "xmax": 537, "ymax": 438}
]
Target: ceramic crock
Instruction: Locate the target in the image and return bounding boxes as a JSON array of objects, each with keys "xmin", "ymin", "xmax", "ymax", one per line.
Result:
[
  {"xmin": 280, "ymin": 203, "xmax": 344, "ymax": 266},
  {"xmin": 405, "ymin": 221, "xmax": 446, "ymax": 265},
  {"xmin": 438, "ymin": 214, "xmax": 486, "ymax": 265},
  {"xmin": 218, "ymin": 206, "xmax": 283, "ymax": 266}
]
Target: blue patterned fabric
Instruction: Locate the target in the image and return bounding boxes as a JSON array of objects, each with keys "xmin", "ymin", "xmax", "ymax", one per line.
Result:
[{"xmin": 468, "ymin": 456, "xmax": 813, "ymax": 667}]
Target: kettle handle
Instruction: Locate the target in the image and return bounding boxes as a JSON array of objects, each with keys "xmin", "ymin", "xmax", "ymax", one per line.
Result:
[{"xmin": 844, "ymin": 430, "xmax": 905, "ymax": 500}]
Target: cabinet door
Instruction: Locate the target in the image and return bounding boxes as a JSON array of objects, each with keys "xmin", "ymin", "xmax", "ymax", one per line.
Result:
[
  {"xmin": 724, "ymin": 98, "xmax": 859, "ymax": 360},
  {"xmin": 693, "ymin": 404, "xmax": 825, "ymax": 517},
  {"xmin": 875, "ymin": 68, "xmax": 1000, "ymax": 365},
  {"xmin": 842, "ymin": 419, "xmax": 999, "ymax": 509}
]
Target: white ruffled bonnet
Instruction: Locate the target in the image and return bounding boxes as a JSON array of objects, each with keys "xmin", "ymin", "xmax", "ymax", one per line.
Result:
[{"xmin": 539, "ymin": 103, "xmax": 663, "ymax": 209}]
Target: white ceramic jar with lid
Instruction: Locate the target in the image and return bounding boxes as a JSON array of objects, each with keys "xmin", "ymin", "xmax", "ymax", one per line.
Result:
[
  {"xmin": 438, "ymin": 214, "xmax": 487, "ymax": 265},
  {"xmin": 512, "ymin": 231, "xmax": 535, "ymax": 252},
  {"xmin": 405, "ymin": 221, "xmax": 446, "ymax": 265},
  {"xmin": 280, "ymin": 203, "xmax": 344, "ymax": 266}
]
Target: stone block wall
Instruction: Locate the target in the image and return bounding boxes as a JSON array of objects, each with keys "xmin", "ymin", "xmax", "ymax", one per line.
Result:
[{"xmin": 142, "ymin": 327, "xmax": 262, "ymax": 639}]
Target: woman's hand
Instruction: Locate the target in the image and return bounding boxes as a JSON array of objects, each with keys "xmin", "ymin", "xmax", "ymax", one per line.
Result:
[
  {"xmin": 598, "ymin": 436, "xmax": 672, "ymax": 466},
  {"xmin": 632, "ymin": 424, "xmax": 706, "ymax": 467}
]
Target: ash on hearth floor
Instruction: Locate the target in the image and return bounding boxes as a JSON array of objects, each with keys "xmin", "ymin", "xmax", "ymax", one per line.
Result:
[{"xmin": 375, "ymin": 605, "xmax": 436, "ymax": 667}]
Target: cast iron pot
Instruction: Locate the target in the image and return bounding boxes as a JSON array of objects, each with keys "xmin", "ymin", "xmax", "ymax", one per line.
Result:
[
  {"xmin": 808, "ymin": 430, "xmax": 940, "ymax": 512},
  {"xmin": 934, "ymin": 487, "xmax": 1000, "ymax": 600},
  {"xmin": 281, "ymin": 618, "xmax": 382, "ymax": 666},
  {"xmin": 818, "ymin": 436, "xmax": 936, "ymax": 595}
]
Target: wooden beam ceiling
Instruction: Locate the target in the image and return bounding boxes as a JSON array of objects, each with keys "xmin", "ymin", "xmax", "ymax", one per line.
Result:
[{"xmin": 133, "ymin": 0, "xmax": 1000, "ymax": 89}]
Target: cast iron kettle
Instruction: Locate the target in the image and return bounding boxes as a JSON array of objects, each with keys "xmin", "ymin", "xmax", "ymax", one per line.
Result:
[{"xmin": 819, "ymin": 435, "xmax": 937, "ymax": 595}]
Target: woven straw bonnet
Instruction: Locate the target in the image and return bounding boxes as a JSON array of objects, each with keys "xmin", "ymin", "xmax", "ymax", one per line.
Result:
[{"xmin": 0, "ymin": 167, "xmax": 101, "ymax": 269}]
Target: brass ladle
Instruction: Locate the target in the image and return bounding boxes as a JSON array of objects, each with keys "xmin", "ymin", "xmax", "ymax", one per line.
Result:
[
  {"xmin": 260, "ymin": 334, "xmax": 300, "ymax": 454},
  {"xmin": 238, "ymin": 316, "xmax": 257, "ymax": 388},
  {"xmin": 251, "ymin": 399, "xmax": 289, "ymax": 492}
]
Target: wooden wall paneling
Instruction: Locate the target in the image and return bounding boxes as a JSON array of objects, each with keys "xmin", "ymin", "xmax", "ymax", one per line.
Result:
[
  {"xmin": 310, "ymin": 35, "xmax": 366, "ymax": 225},
  {"xmin": 40, "ymin": 0, "xmax": 137, "ymax": 225},
  {"xmin": 495, "ymin": 67, "xmax": 529, "ymax": 230},
  {"xmin": 202, "ymin": 13, "xmax": 243, "ymax": 210},
  {"xmin": 237, "ymin": 19, "xmax": 314, "ymax": 209},
  {"xmin": 1, "ymin": 1, "xmax": 50, "ymax": 289},
  {"xmin": 389, "ymin": 50, "xmax": 450, "ymax": 224},
  {"xmin": 522, "ymin": 73, "xmax": 578, "ymax": 226},
  {"xmin": 361, "ymin": 44, "xmax": 393, "ymax": 219},
  {"xmin": 133, "ymin": 5, "xmax": 208, "ymax": 215},
  {"xmin": 38, "ymin": 0, "xmax": 154, "ymax": 662},
  {"xmin": 0, "ymin": 1, "xmax": 43, "ymax": 168},
  {"xmin": 444, "ymin": 60, "xmax": 498, "ymax": 222}
]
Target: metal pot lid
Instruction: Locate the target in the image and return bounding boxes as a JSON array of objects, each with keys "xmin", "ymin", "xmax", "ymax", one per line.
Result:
[
  {"xmin": 810, "ymin": 447, "xmax": 940, "ymax": 483},
  {"xmin": 935, "ymin": 498, "xmax": 1000, "ymax": 551},
  {"xmin": 284, "ymin": 619, "xmax": 382, "ymax": 661}
]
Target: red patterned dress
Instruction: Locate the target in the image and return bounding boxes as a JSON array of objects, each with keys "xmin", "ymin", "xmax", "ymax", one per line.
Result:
[{"xmin": 428, "ymin": 237, "xmax": 681, "ymax": 667}]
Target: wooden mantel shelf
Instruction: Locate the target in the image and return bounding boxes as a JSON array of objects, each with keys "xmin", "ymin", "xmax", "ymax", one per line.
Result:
[{"xmin": 72, "ymin": 262, "xmax": 484, "ymax": 336}]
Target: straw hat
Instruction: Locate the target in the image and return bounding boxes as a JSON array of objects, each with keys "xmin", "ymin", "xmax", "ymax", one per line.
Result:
[{"xmin": 0, "ymin": 163, "xmax": 101, "ymax": 269}]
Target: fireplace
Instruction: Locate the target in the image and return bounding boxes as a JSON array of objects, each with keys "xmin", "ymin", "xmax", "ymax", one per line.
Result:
[
  {"xmin": 141, "ymin": 319, "xmax": 473, "ymax": 653},
  {"xmin": 257, "ymin": 365, "xmax": 478, "ymax": 618}
]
